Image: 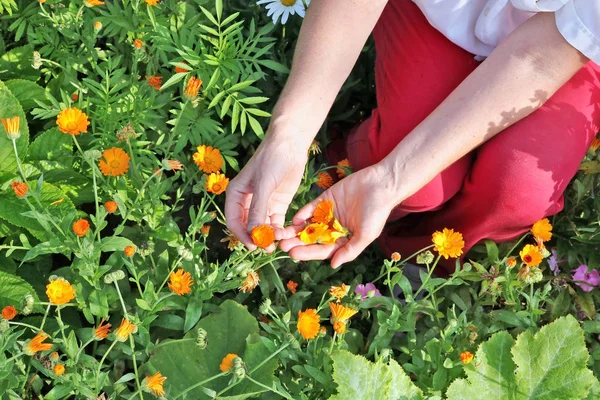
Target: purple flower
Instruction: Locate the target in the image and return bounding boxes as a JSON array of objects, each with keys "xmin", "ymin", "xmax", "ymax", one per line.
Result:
[
  {"xmin": 547, "ymin": 248, "xmax": 564, "ymax": 276},
  {"xmin": 355, "ymin": 283, "xmax": 381, "ymax": 301},
  {"xmin": 572, "ymin": 265, "xmax": 600, "ymax": 292}
]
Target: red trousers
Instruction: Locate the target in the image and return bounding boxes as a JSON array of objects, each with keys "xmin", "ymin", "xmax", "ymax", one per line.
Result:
[{"xmin": 329, "ymin": 1, "xmax": 600, "ymax": 273}]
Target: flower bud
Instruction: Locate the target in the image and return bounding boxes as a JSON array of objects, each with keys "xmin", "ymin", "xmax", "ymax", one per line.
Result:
[
  {"xmin": 196, "ymin": 328, "xmax": 208, "ymax": 349},
  {"xmin": 83, "ymin": 149, "xmax": 102, "ymax": 161},
  {"xmin": 192, "ymin": 182, "xmax": 203, "ymax": 194},
  {"xmin": 259, "ymin": 299, "xmax": 272, "ymax": 315},
  {"xmin": 104, "ymin": 270, "xmax": 126, "ymax": 284},
  {"xmin": 138, "ymin": 240, "xmax": 154, "ymax": 257},
  {"xmin": 416, "ymin": 250, "xmax": 435, "ymax": 265},
  {"xmin": 32, "ymin": 51, "xmax": 42, "ymax": 69},
  {"xmin": 0, "ymin": 318, "xmax": 9, "ymax": 333},
  {"xmin": 177, "ymin": 246, "xmax": 193, "ymax": 262},
  {"xmin": 282, "ymin": 311, "xmax": 291, "ymax": 325},
  {"xmin": 22, "ymin": 294, "xmax": 35, "ymax": 315}
]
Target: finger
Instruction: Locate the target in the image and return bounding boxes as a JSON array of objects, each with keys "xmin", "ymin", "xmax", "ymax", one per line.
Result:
[
  {"xmin": 278, "ymin": 236, "xmax": 306, "ymax": 252},
  {"xmin": 292, "ymin": 197, "xmax": 322, "ymax": 225},
  {"xmin": 247, "ymin": 179, "xmax": 276, "ymax": 232},
  {"xmin": 289, "ymin": 241, "xmax": 345, "ymax": 261},
  {"xmin": 225, "ymin": 182, "xmax": 256, "ymax": 250},
  {"xmin": 276, "ymin": 224, "xmax": 305, "ymax": 242},
  {"xmin": 331, "ymin": 234, "xmax": 371, "ymax": 269}
]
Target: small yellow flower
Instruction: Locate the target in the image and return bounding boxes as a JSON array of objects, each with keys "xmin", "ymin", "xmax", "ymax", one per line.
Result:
[
  {"xmin": 240, "ymin": 271, "xmax": 260, "ymax": 293},
  {"xmin": 84, "ymin": 0, "xmax": 105, "ymax": 6},
  {"xmin": 115, "ymin": 318, "xmax": 137, "ymax": 342},
  {"xmin": 519, "ymin": 244, "xmax": 543, "ymax": 268},
  {"xmin": 298, "ymin": 223, "xmax": 330, "ymax": 245},
  {"xmin": 297, "ymin": 309, "xmax": 320, "ymax": 340},
  {"xmin": 168, "ymin": 269, "xmax": 194, "ymax": 296},
  {"xmin": 56, "ymin": 107, "xmax": 90, "ymax": 135},
  {"xmin": 142, "ymin": 371, "xmax": 167, "ymax": 397},
  {"xmin": 50, "ymin": 351, "xmax": 59, "ymax": 361},
  {"xmin": 145, "ymin": 0, "xmax": 160, "ymax": 5},
  {"xmin": 54, "ymin": 364, "xmax": 65, "ymax": 376},
  {"xmin": 432, "ymin": 228, "xmax": 465, "ymax": 259},
  {"xmin": 220, "ymin": 353, "xmax": 238, "ymax": 372},
  {"xmin": 460, "ymin": 351, "xmax": 474, "ymax": 365},
  {"xmin": 506, "ymin": 257, "xmax": 517, "ymax": 269},
  {"xmin": 531, "ymin": 218, "xmax": 552, "ymax": 243},
  {"xmin": 46, "ymin": 278, "xmax": 75, "ymax": 305},
  {"xmin": 23, "ymin": 331, "xmax": 53, "ymax": 355},
  {"xmin": 206, "ymin": 172, "xmax": 229, "ymax": 195},
  {"xmin": 391, "ymin": 252, "xmax": 401, "ymax": 262},
  {"xmin": 329, "ymin": 284, "xmax": 349, "ymax": 301},
  {"xmin": 134, "ymin": 39, "xmax": 143, "ymax": 49},
  {"xmin": 94, "ymin": 21, "xmax": 102, "ymax": 30},
  {"xmin": 1, "ymin": 116, "xmax": 20, "ymax": 140},
  {"xmin": 333, "ymin": 320, "xmax": 346, "ymax": 335}
]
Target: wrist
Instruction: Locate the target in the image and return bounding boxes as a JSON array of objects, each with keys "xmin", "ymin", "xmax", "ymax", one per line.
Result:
[
  {"xmin": 371, "ymin": 158, "xmax": 409, "ymax": 208},
  {"xmin": 266, "ymin": 113, "xmax": 317, "ymax": 150}
]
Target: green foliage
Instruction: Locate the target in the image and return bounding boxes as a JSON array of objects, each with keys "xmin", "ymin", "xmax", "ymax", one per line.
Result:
[
  {"xmin": 0, "ymin": 79, "xmax": 29, "ymax": 184},
  {"xmin": 447, "ymin": 315, "xmax": 596, "ymax": 400},
  {"xmin": 0, "ymin": 269, "xmax": 39, "ymax": 309}
]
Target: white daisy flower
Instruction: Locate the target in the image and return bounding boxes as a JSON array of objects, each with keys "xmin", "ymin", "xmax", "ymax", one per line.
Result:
[{"xmin": 256, "ymin": 0, "xmax": 310, "ymax": 25}]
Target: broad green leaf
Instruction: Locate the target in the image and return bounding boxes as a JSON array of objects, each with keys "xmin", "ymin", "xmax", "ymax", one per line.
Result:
[
  {"xmin": 446, "ymin": 332, "xmax": 516, "ymax": 399},
  {"xmin": 0, "ymin": 45, "xmax": 40, "ymax": 81},
  {"xmin": 146, "ymin": 300, "xmax": 274, "ymax": 399},
  {"xmin": 0, "ymin": 270, "xmax": 40, "ymax": 309},
  {"xmin": 0, "ymin": 80, "xmax": 29, "ymax": 184},
  {"xmin": 584, "ymin": 378, "xmax": 600, "ymax": 400},
  {"xmin": 100, "ymin": 236, "xmax": 134, "ymax": 252},
  {"xmin": 387, "ymin": 359, "xmax": 423, "ymax": 400},
  {"xmin": 329, "ymin": 351, "xmax": 395, "ymax": 400},
  {"xmin": 27, "ymin": 128, "xmax": 72, "ymax": 162},
  {"xmin": 5, "ymin": 79, "xmax": 46, "ymax": 110},
  {"xmin": 512, "ymin": 315, "xmax": 595, "ymax": 400}
]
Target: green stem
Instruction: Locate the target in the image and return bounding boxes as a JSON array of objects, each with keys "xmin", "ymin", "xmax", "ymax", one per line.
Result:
[
  {"xmin": 74, "ymin": 337, "xmax": 95, "ymax": 363},
  {"xmin": 373, "ymin": 244, "xmax": 435, "ymax": 284},
  {"xmin": 244, "ymin": 375, "xmax": 294, "ymax": 400},
  {"xmin": 504, "ymin": 234, "xmax": 529, "ymax": 261},
  {"xmin": 56, "ymin": 307, "xmax": 68, "ymax": 343},
  {"xmin": 39, "ymin": 304, "xmax": 52, "ymax": 332},
  {"xmin": 4, "ymin": 352, "xmax": 24, "ymax": 364},
  {"xmin": 173, "ymin": 372, "xmax": 228, "ymax": 399},
  {"xmin": 8, "ymin": 321, "xmax": 41, "ymax": 332},
  {"xmin": 249, "ymin": 342, "xmax": 290, "ymax": 374},
  {"xmin": 129, "ymin": 336, "xmax": 144, "ymax": 400},
  {"xmin": 414, "ymin": 255, "xmax": 442, "ymax": 299},
  {"xmin": 95, "ymin": 340, "xmax": 118, "ymax": 388},
  {"xmin": 113, "ymin": 281, "xmax": 129, "ymax": 318},
  {"xmin": 206, "ymin": 194, "xmax": 226, "ymax": 223},
  {"xmin": 156, "ymin": 256, "xmax": 184, "ymax": 296}
]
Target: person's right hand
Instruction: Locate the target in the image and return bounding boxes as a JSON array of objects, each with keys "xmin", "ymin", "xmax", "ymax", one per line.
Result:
[{"xmin": 225, "ymin": 135, "xmax": 308, "ymax": 251}]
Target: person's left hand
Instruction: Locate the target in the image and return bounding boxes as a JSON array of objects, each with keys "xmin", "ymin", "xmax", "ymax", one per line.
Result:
[{"xmin": 279, "ymin": 164, "xmax": 401, "ymax": 269}]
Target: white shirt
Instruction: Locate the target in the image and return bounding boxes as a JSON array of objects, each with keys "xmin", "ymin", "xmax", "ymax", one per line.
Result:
[{"xmin": 413, "ymin": 0, "xmax": 600, "ymax": 65}]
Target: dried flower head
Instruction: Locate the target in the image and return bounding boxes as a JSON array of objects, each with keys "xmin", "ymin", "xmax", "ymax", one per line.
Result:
[
  {"xmin": 221, "ymin": 229, "xmax": 240, "ymax": 250},
  {"xmin": 240, "ymin": 271, "xmax": 260, "ymax": 293}
]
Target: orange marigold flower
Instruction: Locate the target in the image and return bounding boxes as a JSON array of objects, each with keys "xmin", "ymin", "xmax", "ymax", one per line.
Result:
[
  {"xmin": 221, "ymin": 229, "xmax": 240, "ymax": 250},
  {"xmin": 38, "ymin": 0, "xmax": 46, "ymax": 3},
  {"xmin": 336, "ymin": 158, "xmax": 351, "ymax": 178},
  {"xmin": 316, "ymin": 172, "xmax": 333, "ymax": 190},
  {"xmin": 329, "ymin": 284, "xmax": 349, "ymax": 301},
  {"xmin": 531, "ymin": 218, "xmax": 552, "ymax": 243},
  {"xmin": 72, "ymin": 219, "xmax": 90, "ymax": 237},
  {"xmin": 84, "ymin": 0, "xmax": 104, "ymax": 6},
  {"xmin": 240, "ymin": 271, "xmax": 260, "ymax": 293},
  {"xmin": 519, "ymin": 244, "xmax": 543, "ymax": 268},
  {"xmin": 142, "ymin": 371, "xmax": 167, "ymax": 397},
  {"xmin": 11, "ymin": 181, "xmax": 28, "ymax": 198},
  {"xmin": 391, "ymin": 252, "xmax": 401, "ymax": 262},
  {"xmin": 206, "ymin": 172, "xmax": 229, "ymax": 195},
  {"xmin": 287, "ymin": 280, "xmax": 298, "ymax": 294},
  {"xmin": 115, "ymin": 318, "xmax": 137, "ymax": 342},
  {"xmin": 2, "ymin": 305, "xmax": 17, "ymax": 320},
  {"xmin": 164, "ymin": 159, "xmax": 184, "ymax": 171},
  {"xmin": 99, "ymin": 147, "xmax": 130, "ymax": 176},
  {"xmin": 333, "ymin": 321, "xmax": 346, "ymax": 335},
  {"xmin": 54, "ymin": 364, "xmax": 65, "ymax": 376},
  {"xmin": 251, "ymin": 224, "xmax": 275, "ymax": 249},
  {"xmin": 168, "ymin": 269, "xmax": 194, "ymax": 296},
  {"xmin": 175, "ymin": 63, "xmax": 188, "ymax": 73},
  {"xmin": 71, "ymin": 93, "xmax": 78, "ymax": 102},
  {"xmin": 56, "ymin": 107, "xmax": 90, "ymax": 136},
  {"xmin": 104, "ymin": 201, "xmax": 118, "ymax": 213},
  {"xmin": 94, "ymin": 319, "xmax": 111, "ymax": 340},
  {"xmin": 145, "ymin": 0, "xmax": 160, "ymax": 5},
  {"xmin": 590, "ymin": 138, "xmax": 600, "ymax": 152},
  {"xmin": 432, "ymin": 228, "xmax": 465, "ymax": 259},
  {"xmin": 133, "ymin": 39, "xmax": 143, "ymax": 49},
  {"xmin": 506, "ymin": 257, "xmax": 517, "ymax": 269},
  {"xmin": 124, "ymin": 245, "xmax": 136, "ymax": 257},
  {"xmin": 298, "ymin": 223, "xmax": 330, "ymax": 245},
  {"xmin": 312, "ymin": 199, "xmax": 334, "ymax": 225},
  {"xmin": 201, "ymin": 225, "xmax": 211, "ymax": 236},
  {"xmin": 46, "ymin": 278, "xmax": 75, "ymax": 305},
  {"xmin": 329, "ymin": 302, "xmax": 358, "ymax": 324},
  {"xmin": 1, "ymin": 116, "xmax": 21, "ymax": 140},
  {"xmin": 50, "ymin": 351, "xmax": 59, "ymax": 361},
  {"xmin": 297, "ymin": 309, "xmax": 320, "ymax": 340},
  {"xmin": 460, "ymin": 351, "xmax": 474, "ymax": 365},
  {"xmin": 146, "ymin": 76, "xmax": 162, "ymax": 90},
  {"xmin": 24, "ymin": 331, "xmax": 52, "ymax": 355},
  {"xmin": 220, "ymin": 353, "xmax": 238, "ymax": 372},
  {"xmin": 193, "ymin": 145, "xmax": 223, "ymax": 173},
  {"xmin": 184, "ymin": 76, "xmax": 202, "ymax": 100},
  {"xmin": 94, "ymin": 21, "xmax": 102, "ymax": 30}
]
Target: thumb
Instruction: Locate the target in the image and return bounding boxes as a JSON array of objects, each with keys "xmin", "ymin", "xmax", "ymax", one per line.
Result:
[
  {"xmin": 246, "ymin": 178, "xmax": 275, "ymax": 232},
  {"xmin": 331, "ymin": 234, "xmax": 371, "ymax": 269}
]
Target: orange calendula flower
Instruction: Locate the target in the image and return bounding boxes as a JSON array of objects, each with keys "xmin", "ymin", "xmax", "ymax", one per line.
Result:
[
  {"xmin": 297, "ymin": 309, "xmax": 320, "ymax": 340},
  {"xmin": 50, "ymin": 351, "xmax": 59, "ymax": 361},
  {"xmin": 145, "ymin": 0, "xmax": 160, "ymax": 5},
  {"xmin": 115, "ymin": 318, "xmax": 137, "ymax": 342},
  {"xmin": 589, "ymin": 138, "xmax": 600, "ymax": 152},
  {"xmin": 146, "ymin": 76, "xmax": 163, "ymax": 90},
  {"xmin": 94, "ymin": 319, "xmax": 111, "ymax": 340},
  {"xmin": 220, "ymin": 353, "xmax": 238, "ymax": 372},
  {"xmin": 46, "ymin": 278, "xmax": 76, "ymax": 305},
  {"xmin": 312, "ymin": 199, "xmax": 334, "ymax": 225},
  {"xmin": 201, "ymin": 225, "xmax": 211, "ymax": 236},
  {"xmin": 175, "ymin": 63, "xmax": 188, "ymax": 73},
  {"xmin": 11, "ymin": 181, "xmax": 28, "ymax": 198},
  {"xmin": 99, "ymin": 147, "xmax": 130, "ymax": 176},
  {"xmin": 164, "ymin": 159, "xmax": 184, "ymax": 171},
  {"xmin": 221, "ymin": 229, "xmax": 240, "ymax": 250},
  {"xmin": 84, "ymin": 0, "xmax": 105, "ymax": 6},
  {"xmin": 336, "ymin": 158, "xmax": 351, "ymax": 178},
  {"xmin": 94, "ymin": 21, "xmax": 102, "ymax": 30},
  {"xmin": 105, "ymin": 201, "xmax": 118, "ymax": 213},
  {"xmin": 316, "ymin": 172, "xmax": 333, "ymax": 190},
  {"xmin": 56, "ymin": 107, "xmax": 90, "ymax": 136},
  {"xmin": 1, "ymin": 116, "xmax": 21, "ymax": 140},
  {"xmin": 72, "ymin": 219, "xmax": 90, "ymax": 237},
  {"xmin": 329, "ymin": 284, "xmax": 349, "ymax": 301},
  {"xmin": 432, "ymin": 228, "xmax": 465, "ymax": 259},
  {"xmin": 54, "ymin": 364, "xmax": 65, "ymax": 376},
  {"xmin": 333, "ymin": 321, "xmax": 346, "ymax": 335},
  {"xmin": 2, "ymin": 305, "xmax": 17, "ymax": 320},
  {"xmin": 251, "ymin": 225, "xmax": 275, "ymax": 249},
  {"xmin": 506, "ymin": 257, "xmax": 517, "ymax": 269},
  {"xmin": 168, "ymin": 269, "xmax": 194, "ymax": 296},
  {"xmin": 24, "ymin": 331, "xmax": 53, "ymax": 355},
  {"xmin": 287, "ymin": 280, "xmax": 298, "ymax": 294},
  {"xmin": 134, "ymin": 39, "xmax": 143, "ymax": 49},
  {"xmin": 124, "ymin": 245, "xmax": 136, "ymax": 257},
  {"xmin": 531, "ymin": 218, "xmax": 552, "ymax": 243},
  {"xmin": 206, "ymin": 172, "xmax": 229, "ymax": 195},
  {"xmin": 240, "ymin": 271, "xmax": 260, "ymax": 293},
  {"xmin": 298, "ymin": 223, "xmax": 330, "ymax": 245},
  {"xmin": 71, "ymin": 93, "xmax": 79, "ymax": 102},
  {"xmin": 460, "ymin": 351, "xmax": 474, "ymax": 365},
  {"xmin": 519, "ymin": 244, "xmax": 543, "ymax": 268},
  {"xmin": 391, "ymin": 252, "xmax": 401, "ymax": 262},
  {"xmin": 184, "ymin": 76, "xmax": 202, "ymax": 100},
  {"xmin": 142, "ymin": 371, "xmax": 167, "ymax": 397},
  {"xmin": 329, "ymin": 302, "xmax": 358, "ymax": 324},
  {"xmin": 193, "ymin": 145, "xmax": 223, "ymax": 173}
]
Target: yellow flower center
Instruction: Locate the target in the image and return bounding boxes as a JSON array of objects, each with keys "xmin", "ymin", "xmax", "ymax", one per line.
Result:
[
  {"xmin": 280, "ymin": 0, "xmax": 296, "ymax": 6},
  {"xmin": 110, "ymin": 160, "xmax": 120, "ymax": 168}
]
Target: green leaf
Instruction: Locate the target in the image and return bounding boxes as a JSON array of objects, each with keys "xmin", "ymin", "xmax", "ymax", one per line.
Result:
[
  {"xmin": 387, "ymin": 359, "xmax": 423, "ymax": 400},
  {"xmin": 22, "ymin": 238, "xmax": 66, "ymax": 262},
  {"xmin": 485, "ymin": 240, "xmax": 499, "ymax": 263},
  {"xmin": 0, "ymin": 270, "xmax": 40, "ymax": 309},
  {"xmin": 0, "ymin": 45, "xmax": 40, "ymax": 81},
  {"xmin": 0, "ymin": 80, "xmax": 29, "ymax": 184},
  {"xmin": 28, "ymin": 128, "xmax": 73, "ymax": 162},
  {"xmin": 5, "ymin": 80, "xmax": 46, "ymax": 110},
  {"xmin": 100, "ymin": 236, "xmax": 134, "ymax": 252},
  {"xmin": 145, "ymin": 300, "xmax": 274, "ymax": 399},
  {"xmin": 584, "ymin": 378, "xmax": 600, "ymax": 400},
  {"xmin": 183, "ymin": 297, "xmax": 203, "ymax": 333}
]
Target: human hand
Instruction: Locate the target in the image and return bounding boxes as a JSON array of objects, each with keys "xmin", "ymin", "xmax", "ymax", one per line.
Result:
[
  {"xmin": 279, "ymin": 164, "xmax": 400, "ymax": 268},
  {"xmin": 225, "ymin": 135, "xmax": 308, "ymax": 251}
]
